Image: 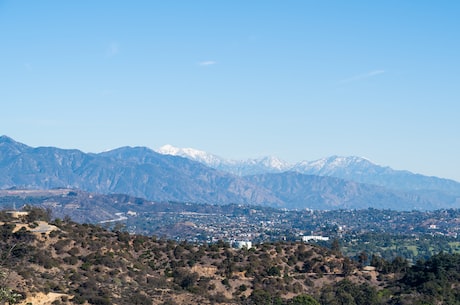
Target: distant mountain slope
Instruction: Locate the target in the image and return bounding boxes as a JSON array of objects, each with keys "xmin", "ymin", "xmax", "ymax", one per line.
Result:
[
  {"xmin": 157, "ymin": 145, "xmax": 460, "ymax": 196},
  {"xmin": 1, "ymin": 136, "xmax": 459, "ymax": 210},
  {"xmin": 0, "ymin": 137, "xmax": 93, "ymax": 189},
  {"xmin": 245, "ymin": 172, "xmax": 457, "ymax": 210},
  {"xmin": 292, "ymin": 156, "xmax": 460, "ymax": 195},
  {"xmin": 0, "ymin": 135, "xmax": 30, "ymax": 159},
  {"xmin": 0, "ymin": 136, "xmax": 282, "ymax": 206}
]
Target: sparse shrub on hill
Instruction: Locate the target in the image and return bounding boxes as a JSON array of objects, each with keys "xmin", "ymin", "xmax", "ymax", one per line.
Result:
[{"xmin": 2, "ymin": 209, "xmax": 460, "ymax": 304}]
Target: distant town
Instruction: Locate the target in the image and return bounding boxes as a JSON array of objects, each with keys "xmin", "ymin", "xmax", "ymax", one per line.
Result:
[
  {"xmin": 121, "ymin": 203, "xmax": 460, "ymax": 262},
  {"xmin": 2, "ymin": 189, "xmax": 460, "ymax": 263}
]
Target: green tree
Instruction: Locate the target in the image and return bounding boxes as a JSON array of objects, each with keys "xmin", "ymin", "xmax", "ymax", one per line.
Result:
[
  {"xmin": 342, "ymin": 257, "xmax": 354, "ymax": 277},
  {"xmin": 250, "ymin": 289, "xmax": 280, "ymax": 305},
  {"xmin": 290, "ymin": 294, "xmax": 320, "ymax": 305},
  {"xmin": 331, "ymin": 239, "xmax": 341, "ymax": 256},
  {"xmin": 320, "ymin": 279, "xmax": 380, "ymax": 305},
  {"xmin": 358, "ymin": 251, "xmax": 368, "ymax": 267},
  {"xmin": 23, "ymin": 205, "xmax": 52, "ymax": 222}
]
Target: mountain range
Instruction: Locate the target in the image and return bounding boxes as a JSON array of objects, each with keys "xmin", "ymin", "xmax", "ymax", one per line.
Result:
[
  {"xmin": 157, "ymin": 145, "xmax": 460, "ymax": 195},
  {"xmin": 1, "ymin": 135, "xmax": 460, "ymax": 210}
]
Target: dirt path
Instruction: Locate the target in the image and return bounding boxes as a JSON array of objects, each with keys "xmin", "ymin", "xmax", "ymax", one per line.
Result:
[{"xmin": 17, "ymin": 292, "xmax": 69, "ymax": 305}]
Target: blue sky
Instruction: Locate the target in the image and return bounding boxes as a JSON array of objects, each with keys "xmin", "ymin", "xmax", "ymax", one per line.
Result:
[{"xmin": 1, "ymin": 1, "xmax": 459, "ymax": 181}]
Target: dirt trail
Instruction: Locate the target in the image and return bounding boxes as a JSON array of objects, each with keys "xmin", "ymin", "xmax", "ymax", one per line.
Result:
[{"xmin": 17, "ymin": 292, "xmax": 69, "ymax": 305}]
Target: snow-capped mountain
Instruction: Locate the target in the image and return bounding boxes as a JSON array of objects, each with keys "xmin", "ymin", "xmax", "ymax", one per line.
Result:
[
  {"xmin": 0, "ymin": 136, "xmax": 283, "ymax": 206},
  {"xmin": 2, "ymin": 136, "xmax": 460, "ymax": 210},
  {"xmin": 157, "ymin": 145, "xmax": 460, "ymax": 196},
  {"xmin": 157, "ymin": 145, "xmax": 291, "ymax": 176},
  {"xmin": 157, "ymin": 145, "xmax": 381, "ymax": 177},
  {"xmin": 158, "ymin": 144, "xmax": 226, "ymax": 167},
  {"xmin": 156, "ymin": 145, "xmax": 387, "ymax": 178},
  {"xmin": 292, "ymin": 155, "xmax": 390, "ymax": 180},
  {"xmin": 292, "ymin": 156, "xmax": 460, "ymax": 195}
]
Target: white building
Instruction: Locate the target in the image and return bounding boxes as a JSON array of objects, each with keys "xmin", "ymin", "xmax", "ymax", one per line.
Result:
[
  {"xmin": 234, "ymin": 241, "xmax": 253, "ymax": 249},
  {"xmin": 6, "ymin": 211, "xmax": 29, "ymax": 219},
  {"xmin": 302, "ymin": 235, "xmax": 329, "ymax": 242}
]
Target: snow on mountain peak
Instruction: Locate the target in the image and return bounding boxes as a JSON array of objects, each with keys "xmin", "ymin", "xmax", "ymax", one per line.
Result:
[
  {"xmin": 156, "ymin": 145, "xmax": 292, "ymax": 174},
  {"xmin": 292, "ymin": 155, "xmax": 378, "ymax": 175},
  {"xmin": 158, "ymin": 144, "xmax": 205, "ymax": 157},
  {"xmin": 156, "ymin": 145, "xmax": 383, "ymax": 178},
  {"xmin": 157, "ymin": 145, "xmax": 224, "ymax": 166},
  {"xmin": 259, "ymin": 156, "xmax": 290, "ymax": 170},
  {"xmin": 157, "ymin": 144, "xmax": 181, "ymax": 155}
]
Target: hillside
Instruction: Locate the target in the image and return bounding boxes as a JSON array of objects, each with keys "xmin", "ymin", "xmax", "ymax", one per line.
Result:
[
  {"xmin": 0, "ymin": 209, "xmax": 369, "ymax": 305},
  {"xmin": 2, "ymin": 208, "xmax": 460, "ymax": 304}
]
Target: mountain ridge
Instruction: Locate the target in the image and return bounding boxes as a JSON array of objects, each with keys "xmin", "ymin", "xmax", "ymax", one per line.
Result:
[
  {"xmin": 1, "ymin": 136, "xmax": 459, "ymax": 210},
  {"xmin": 157, "ymin": 144, "xmax": 460, "ymax": 195},
  {"xmin": 0, "ymin": 136, "xmax": 283, "ymax": 206},
  {"xmin": 158, "ymin": 144, "xmax": 291, "ymax": 175}
]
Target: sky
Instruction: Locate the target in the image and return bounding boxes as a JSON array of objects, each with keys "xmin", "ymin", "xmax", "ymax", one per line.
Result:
[{"xmin": 0, "ymin": 1, "xmax": 459, "ymax": 181}]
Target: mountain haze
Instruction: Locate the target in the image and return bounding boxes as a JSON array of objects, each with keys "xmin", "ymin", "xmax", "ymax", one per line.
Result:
[
  {"xmin": 0, "ymin": 136, "xmax": 282, "ymax": 206},
  {"xmin": 1, "ymin": 136, "xmax": 459, "ymax": 210},
  {"xmin": 245, "ymin": 172, "xmax": 452, "ymax": 210},
  {"xmin": 158, "ymin": 145, "xmax": 460, "ymax": 197}
]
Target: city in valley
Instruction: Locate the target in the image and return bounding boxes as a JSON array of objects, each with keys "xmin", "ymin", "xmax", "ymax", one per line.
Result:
[{"xmin": 2, "ymin": 189, "xmax": 460, "ymax": 263}]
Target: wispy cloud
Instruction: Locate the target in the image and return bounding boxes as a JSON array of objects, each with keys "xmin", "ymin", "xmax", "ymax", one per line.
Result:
[
  {"xmin": 106, "ymin": 42, "xmax": 120, "ymax": 57},
  {"xmin": 198, "ymin": 60, "xmax": 217, "ymax": 66},
  {"xmin": 340, "ymin": 70, "xmax": 385, "ymax": 84}
]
